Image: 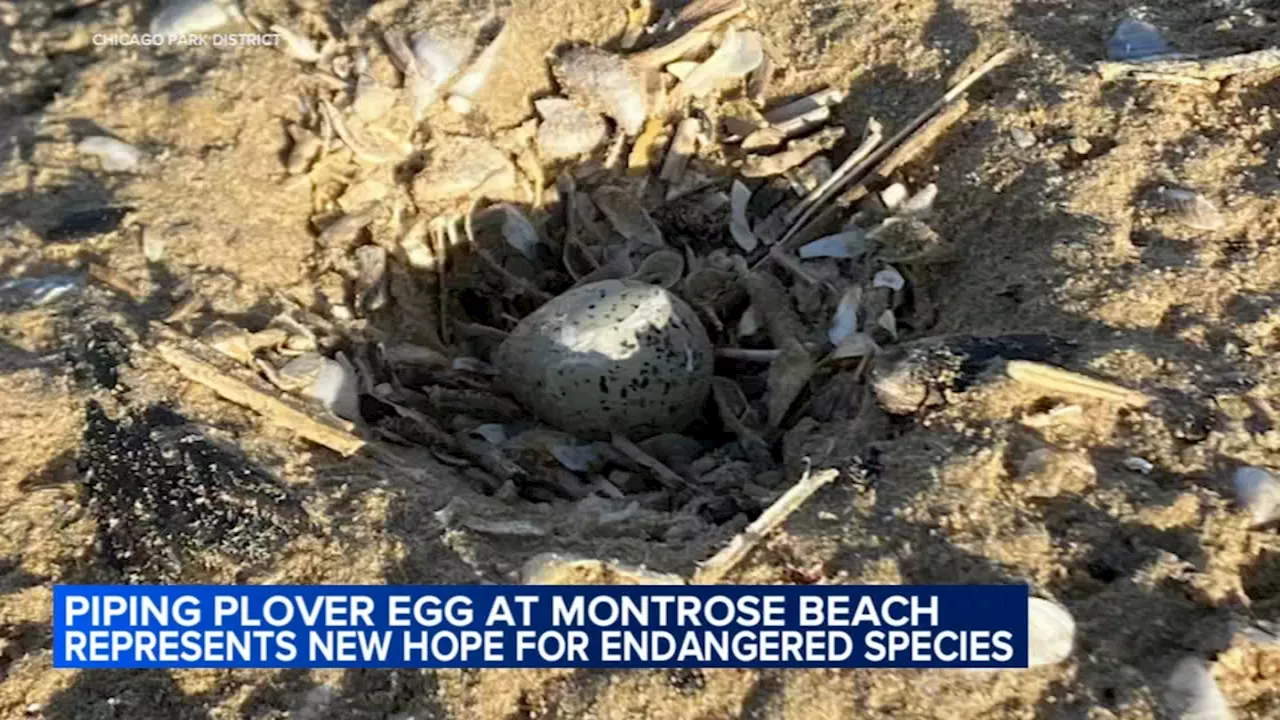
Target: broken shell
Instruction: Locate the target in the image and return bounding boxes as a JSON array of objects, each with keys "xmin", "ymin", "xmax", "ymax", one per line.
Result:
[
  {"xmin": 1027, "ymin": 598, "xmax": 1074, "ymax": 667},
  {"xmin": 677, "ymin": 28, "xmax": 764, "ymax": 99},
  {"xmin": 447, "ymin": 21, "xmax": 509, "ymax": 114},
  {"xmin": 1159, "ymin": 188, "xmax": 1224, "ymax": 231},
  {"xmin": 873, "ymin": 267, "xmax": 905, "ymax": 291},
  {"xmin": 353, "ymin": 76, "xmax": 399, "ymax": 121},
  {"xmin": 592, "ymin": 186, "xmax": 664, "ymax": 247},
  {"xmin": 354, "ymin": 244, "xmax": 388, "ymax": 314},
  {"xmin": 798, "ymin": 230, "xmax": 866, "ymax": 259},
  {"xmin": 828, "ymin": 286, "xmax": 861, "ymax": 346},
  {"xmin": 470, "ymin": 423, "xmax": 508, "ymax": 444},
  {"xmin": 879, "ymin": 183, "xmax": 909, "ymax": 211},
  {"xmin": 150, "ymin": 0, "xmax": 231, "ymax": 35},
  {"xmin": 831, "ymin": 332, "xmax": 878, "ymax": 360},
  {"xmin": 479, "ymin": 204, "xmax": 541, "ymax": 261},
  {"xmin": 279, "ymin": 353, "xmax": 361, "ymax": 421},
  {"xmin": 77, "ymin": 136, "xmax": 141, "ymax": 172},
  {"xmin": 630, "ymin": 249, "xmax": 685, "ymax": 288},
  {"xmin": 285, "ymin": 124, "xmax": 321, "ymax": 175},
  {"xmin": 1232, "ymin": 466, "xmax": 1280, "ymax": 527},
  {"xmin": 729, "ymin": 180, "xmax": 759, "ymax": 252},
  {"xmin": 272, "ymin": 25, "xmax": 322, "ymax": 63},
  {"xmin": 897, "ymin": 182, "xmax": 938, "ymax": 217},
  {"xmin": 535, "ymin": 97, "xmax": 608, "ymax": 160},
  {"xmin": 549, "ymin": 443, "xmax": 604, "ymax": 473},
  {"xmin": 552, "ymin": 47, "xmax": 649, "ymax": 136},
  {"xmin": 1163, "ymin": 657, "xmax": 1232, "ymax": 720},
  {"xmin": 659, "ymin": 117, "xmax": 700, "ymax": 183},
  {"xmin": 494, "ymin": 279, "xmax": 713, "ymax": 438},
  {"xmin": 1106, "ymin": 18, "xmax": 1170, "ymax": 61},
  {"xmin": 410, "ymin": 30, "xmax": 472, "ymax": 119},
  {"xmin": 764, "ymin": 87, "xmax": 846, "ymax": 126},
  {"xmin": 665, "ymin": 61, "xmax": 700, "ymax": 81}
]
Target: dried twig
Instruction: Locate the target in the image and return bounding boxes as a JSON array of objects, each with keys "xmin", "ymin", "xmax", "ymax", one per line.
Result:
[
  {"xmin": 694, "ymin": 463, "xmax": 840, "ymax": 583},
  {"xmin": 770, "ymin": 49, "xmax": 1013, "ymax": 257},
  {"xmin": 611, "ymin": 433, "xmax": 696, "ymax": 490},
  {"xmin": 1099, "ymin": 48, "xmax": 1280, "ymax": 83},
  {"xmin": 1005, "ymin": 360, "xmax": 1151, "ymax": 406},
  {"xmin": 150, "ymin": 323, "xmax": 365, "ymax": 456}
]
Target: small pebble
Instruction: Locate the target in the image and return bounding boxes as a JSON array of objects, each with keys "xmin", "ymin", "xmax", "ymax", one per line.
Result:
[
  {"xmin": 1069, "ymin": 136, "xmax": 1092, "ymax": 156},
  {"xmin": 1123, "ymin": 456, "xmax": 1154, "ymax": 474},
  {"xmin": 1010, "ymin": 127, "xmax": 1036, "ymax": 148},
  {"xmin": 77, "ymin": 136, "xmax": 142, "ymax": 172}
]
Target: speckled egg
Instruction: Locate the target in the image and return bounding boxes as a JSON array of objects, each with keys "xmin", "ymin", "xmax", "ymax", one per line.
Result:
[{"xmin": 494, "ymin": 279, "xmax": 713, "ymax": 438}]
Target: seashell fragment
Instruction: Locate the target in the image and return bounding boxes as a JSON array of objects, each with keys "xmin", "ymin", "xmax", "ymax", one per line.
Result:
[
  {"xmin": 272, "ymin": 25, "xmax": 322, "ymax": 63},
  {"xmin": 77, "ymin": 136, "xmax": 142, "ymax": 172},
  {"xmin": 0, "ymin": 275, "xmax": 81, "ymax": 309},
  {"xmin": 552, "ymin": 47, "xmax": 649, "ymax": 136},
  {"xmin": 831, "ymin": 332, "xmax": 877, "ymax": 360},
  {"xmin": 1232, "ymin": 466, "xmax": 1280, "ymax": 527},
  {"xmin": 764, "ymin": 87, "xmax": 846, "ymax": 125},
  {"xmin": 879, "ymin": 183, "xmax": 909, "ymax": 211},
  {"xmin": 898, "ymin": 182, "xmax": 938, "ymax": 217},
  {"xmin": 665, "ymin": 61, "xmax": 699, "ymax": 81},
  {"xmin": 592, "ymin": 186, "xmax": 664, "ymax": 247},
  {"xmin": 676, "ymin": 28, "xmax": 764, "ymax": 99},
  {"xmin": 279, "ymin": 353, "xmax": 361, "ymax": 421},
  {"xmin": 659, "ymin": 117, "xmax": 701, "ymax": 183},
  {"xmin": 798, "ymin": 230, "xmax": 866, "ymax": 259},
  {"xmin": 447, "ymin": 21, "xmax": 509, "ymax": 114},
  {"xmin": 828, "ymin": 286, "xmax": 861, "ymax": 346},
  {"xmin": 729, "ymin": 180, "xmax": 759, "ymax": 252},
  {"xmin": 353, "ymin": 245, "xmax": 388, "ymax": 313},
  {"xmin": 873, "ymin": 267, "xmax": 905, "ymax": 291},
  {"xmin": 410, "ymin": 30, "xmax": 472, "ymax": 119},
  {"xmin": 1027, "ymin": 598, "xmax": 1075, "ymax": 667},
  {"xmin": 1106, "ymin": 18, "xmax": 1170, "ymax": 61},
  {"xmin": 284, "ymin": 124, "xmax": 321, "ymax": 175},
  {"xmin": 630, "ymin": 249, "xmax": 685, "ymax": 288},
  {"xmin": 771, "ymin": 105, "xmax": 830, "ymax": 138},
  {"xmin": 535, "ymin": 97, "xmax": 608, "ymax": 160},
  {"xmin": 150, "ymin": 0, "xmax": 231, "ymax": 35},
  {"xmin": 1163, "ymin": 657, "xmax": 1233, "ymax": 720},
  {"xmin": 1159, "ymin": 188, "xmax": 1224, "ymax": 231}
]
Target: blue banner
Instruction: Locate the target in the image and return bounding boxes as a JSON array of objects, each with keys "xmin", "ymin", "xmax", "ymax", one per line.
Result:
[{"xmin": 54, "ymin": 585, "xmax": 1028, "ymax": 669}]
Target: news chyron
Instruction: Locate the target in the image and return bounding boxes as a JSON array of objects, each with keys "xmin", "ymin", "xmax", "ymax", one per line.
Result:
[{"xmin": 55, "ymin": 585, "xmax": 1029, "ymax": 669}]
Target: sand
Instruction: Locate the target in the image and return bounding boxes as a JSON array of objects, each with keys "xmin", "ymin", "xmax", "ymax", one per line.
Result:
[{"xmin": 1, "ymin": 0, "xmax": 1279, "ymax": 718}]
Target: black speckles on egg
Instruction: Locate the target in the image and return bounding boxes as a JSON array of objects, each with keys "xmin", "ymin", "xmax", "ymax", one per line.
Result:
[{"xmin": 493, "ymin": 279, "xmax": 712, "ymax": 438}]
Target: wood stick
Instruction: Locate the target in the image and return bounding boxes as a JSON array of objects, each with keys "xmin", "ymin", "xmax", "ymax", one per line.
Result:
[
  {"xmin": 611, "ymin": 433, "xmax": 696, "ymax": 491},
  {"xmin": 694, "ymin": 464, "xmax": 839, "ymax": 584},
  {"xmin": 1098, "ymin": 48, "xmax": 1280, "ymax": 82},
  {"xmin": 150, "ymin": 323, "xmax": 366, "ymax": 457},
  {"xmin": 774, "ymin": 49, "xmax": 1013, "ymax": 253}
]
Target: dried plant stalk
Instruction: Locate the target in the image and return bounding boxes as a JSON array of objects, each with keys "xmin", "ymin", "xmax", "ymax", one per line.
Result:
[
  {"xmin": 694, "ymin": 464, "xmax": 840, "ymax": 584},
  {"xmin": 151, "ymin": 323, "xmax": 365, "ymax": 456},
  {"xmin": 1099, "ymin": 48, "xmax": 1280, "ymax": 82},
  {"xmin": 1005, "ymin": 360, "xmax": 1151, "ymax": 406}
]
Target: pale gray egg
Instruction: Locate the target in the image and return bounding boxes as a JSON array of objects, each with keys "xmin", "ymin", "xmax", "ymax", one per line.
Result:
[{"xmin": 494, "ymin": 280, "xmax": 713, "ymax": 438}]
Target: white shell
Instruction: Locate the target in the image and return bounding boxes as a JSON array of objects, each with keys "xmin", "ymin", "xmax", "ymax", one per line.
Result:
[
  {"xmin": 873, "ymin": 267, "xmax": 905, "ymax": 291},
  {"xmin": 448, "ymin": 22, "xmax": 509, "ymax": 113},
  {"xmin": 150, "ymin": 0, "xmax": 230, "ymax": 35},
  {"xmin": 1161, "ymin": 188, "xmax": 1224, "ymax": 231},
  {"xmin": 1163, "ymin": 657, "xmax": 1233, "ymax": 720},
  {"xmin": 409, "ymin": 31, "xmax": 471, "ymax": 119},
  {"xmin": 678, "ymin": 29, "xmax": 764, "ymax": 98},
  {"xmin": 828, "ymin": 286, "xmax": 861, "ymax": 346},
  {"xmin": 283, "ymin": 353, "xmax": 361, "ymax": 421},
  {"xmin": 550, "ymin": 443, "xmax": 602, "ymax": 473},
  {"xmin": 77, "ymin": 136, "xmax": 142, "ymax": 172},
  {"xmin": 729, "ymin": 180, "xmax": 758, "ymax": 252},
  {"xmin": 798, "ymin": 230, "xmax": 866, "ymax": 259},
  {"xmin": 1232, "ymin": 466, "xmax": 1280, "ymax": 526},
  {"xmin": 879, "ymin": 183, "xmax": 908, "ymax": 210},
  {"xmin": 1107, "ymin": 18, "xmax": 1170, "ymax": 61},
  {"xmin": 1027, "ymin": 597, "xmax": 1075, "ymax": 667},
  {"xmin": 898, "ymin": 183, "xmax": 938, "ymax": 217},
  {"xmin": 831, "ymin": 332, "xmax": 877, "ymax": 360},
  {"xmin": 470, "ymin": 423, "xmax": 508, "ymax": 444},
  {"xmin": 553, "ymin": 47, "xmax": 648, "ymax": 136},
  {"xmin": 1124, "ymin": 456, "xmax": 1155, "ymax": 474}
]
